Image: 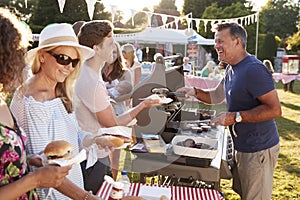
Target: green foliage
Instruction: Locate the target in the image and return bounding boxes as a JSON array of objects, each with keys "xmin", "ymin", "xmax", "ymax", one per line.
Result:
[
  {"xmin": 154, "ymin": 0, "xmax": 177, "ymax": 10},
  {"xmin": 30, "ymin": 0, "xmax": 109, "ymax": 27},
  {"xmin": 260, "ymin": 0, "xmax": 299, "ymax": 38},
  {"xmin": 258, "ymin": 33, "xmax": 277, "ymax": 60},
  {"xmin": 198, "ymin": 2, "xmax": 257, "ymax": 55},
  {"xmin": 0, "ymin": 0, "xmax": 36, "ymax": 22},
  {"xmin": 183, "ymin": 0, "xmax": 246, "ymax": 19},
  {"xmin": 124, "ymin": 7, "xmax": 149, "ymax": 28}
]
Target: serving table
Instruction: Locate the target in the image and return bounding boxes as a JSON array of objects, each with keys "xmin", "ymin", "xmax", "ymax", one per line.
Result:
[
  {"xmin": 97, "ymin": 182, "xmax": 225, "ymax": 200},
  {"xmin": 272, "ymin": 73, "xmax": 300, "ymax": 84},
  {"xmin": 130, "ymin": 126, "xmax": 230, "ymax": 191}
]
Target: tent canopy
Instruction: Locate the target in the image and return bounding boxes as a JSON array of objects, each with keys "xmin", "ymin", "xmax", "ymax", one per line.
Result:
[{"xmin": 114, "ymin": 28, "xmax": 215, "ymax": 45}]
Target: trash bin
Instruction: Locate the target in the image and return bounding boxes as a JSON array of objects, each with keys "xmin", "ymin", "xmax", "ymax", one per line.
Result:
[{"xmin": 282, "ymin": 55, "xmax": 300, "ymax": 74}]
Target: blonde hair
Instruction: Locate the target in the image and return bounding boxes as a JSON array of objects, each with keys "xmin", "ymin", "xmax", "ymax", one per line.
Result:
[
  {"xmin": 206, "ymin": 60, "xmax": 216, "ymax": 71},
  {"xmin": 263, "ymin": 60, "xmax": 274, "ymax": 73},
  {"xmin": 31, "ymin": 46, "xmax": 82, "ymax": 112},
  {"xmin": 121, "ymin": 43, "xmax": 138, "ymax": 67}
]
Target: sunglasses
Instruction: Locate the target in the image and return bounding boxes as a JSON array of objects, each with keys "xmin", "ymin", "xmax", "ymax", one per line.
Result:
[{"xmin": 47, "ymin": 51, "xmax": 80, "ymax": 68}]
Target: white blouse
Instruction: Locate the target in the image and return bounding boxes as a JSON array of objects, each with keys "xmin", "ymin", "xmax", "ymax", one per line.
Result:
[{"xmin": 10, "ymin": 92, "xmax": 86, "ymax": 200}]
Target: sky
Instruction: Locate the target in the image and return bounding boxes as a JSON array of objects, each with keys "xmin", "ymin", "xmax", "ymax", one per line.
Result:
[{"xmin": 100, "ymin": 0, "xmax": 269, "ymax": 22}]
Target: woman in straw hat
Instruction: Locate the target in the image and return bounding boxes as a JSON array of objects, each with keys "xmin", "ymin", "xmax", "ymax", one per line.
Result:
[
  {"xmin": 0, "ymin": 8, "xmax": 72, "ymax": 199},
  {"xmin": 10, "ymin": 23, "xmax": 100, "ymax": 200}
]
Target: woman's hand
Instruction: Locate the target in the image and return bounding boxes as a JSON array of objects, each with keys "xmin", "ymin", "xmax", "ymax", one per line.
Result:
[{"xmin": 33, "ymin": 165, "xmax": 72, "ymax": 188}]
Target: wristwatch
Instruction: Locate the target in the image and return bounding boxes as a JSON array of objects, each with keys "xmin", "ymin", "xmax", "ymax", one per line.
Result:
[{"xmin": 235, "ymin": 112, "xmax": 242, "ymax": 123}]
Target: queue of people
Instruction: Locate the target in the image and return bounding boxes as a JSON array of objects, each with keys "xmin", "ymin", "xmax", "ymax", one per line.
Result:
[{"xmin": 1, "ymin": 7, "xmax": 283, "ymax": 200}]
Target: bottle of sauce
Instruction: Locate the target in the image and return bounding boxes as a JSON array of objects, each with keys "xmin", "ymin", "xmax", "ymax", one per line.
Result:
[{"xmin": 108, "ymin": 182, "xmax": 124, "ymax": 200}]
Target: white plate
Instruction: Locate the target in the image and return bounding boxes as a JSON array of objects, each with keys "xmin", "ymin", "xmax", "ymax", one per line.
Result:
[
  {"xmin": 172, "ymin": 135, "xmax": 218, "ymax": 159},
  {"xmin": 139, "ymin": 94, "xmax": 173, "ymax": 104},
  {"xmin": 47, "ymin": 149, "xmax": 87, "ymax": 166}
]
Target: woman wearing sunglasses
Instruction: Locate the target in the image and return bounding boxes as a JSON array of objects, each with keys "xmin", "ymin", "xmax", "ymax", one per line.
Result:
[
  {"xmin": 0, "ymin": 8, "xmax": 73, "ymax": 200},
  {"xmin": 10, "ymin": 23, "xmax": 101, "ymax": 200}
]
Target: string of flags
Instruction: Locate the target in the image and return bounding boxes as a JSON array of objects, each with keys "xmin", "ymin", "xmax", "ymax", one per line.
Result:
[{"xmin": 25, "ymin": 0, "xmax": 258, "ymax": 32}]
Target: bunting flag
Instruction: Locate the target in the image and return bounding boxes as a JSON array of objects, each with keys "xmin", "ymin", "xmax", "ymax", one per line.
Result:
[
  {"xmin": 85, "ymin": 0, "xmax": 97, "ymax": 20},
  {"xmin": 110, "ymin": 4, "xmax": 118, "ymax": 22},
  {"xmin": 130, "ymin": 9, "xmax": 136, "ymax": 26},
  {"xmin": 57, "ymin": 0, "xmax": 66, "ymax": 13},
  {"xmin": 146, "ymin": 12, "xmax": 153, "ymax": 27},
  {"xmin": 30, "ymin": 1, "xmax": 258, "ymax": 33},
  {"xmin": 161, "ymin": 14, "xmax": 168, "ymax": 25}
]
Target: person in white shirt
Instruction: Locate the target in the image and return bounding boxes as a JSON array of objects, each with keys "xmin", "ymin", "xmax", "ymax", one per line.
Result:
[
  {"xmin": 182, "ymin": 57, "xmax": 192, "ymax": 75},
  {"xmin": 136, "ymin": 46, "xmax": 143, "ymax": 63},
  {"xmin": 75, "ymin": 20, "xmax": 162, "ymax": 194}
]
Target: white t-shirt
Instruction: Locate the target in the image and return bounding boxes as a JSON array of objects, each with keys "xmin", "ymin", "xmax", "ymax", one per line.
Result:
[
  {"xmin": 136, "ymin": 48, "xmax": 143, "ymax": 62},
  {"xmin": 74, "ymin": 63, "xmax": 111, "ymax": 135},
  {"xmin": 183, "ymin": 63, "xmax": 192, "ymax": 75}
]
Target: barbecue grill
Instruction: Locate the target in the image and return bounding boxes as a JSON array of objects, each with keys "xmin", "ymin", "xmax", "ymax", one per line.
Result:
[{"xmin": 130, "ymin": 55, "xmax": 232, "ymax": 190}]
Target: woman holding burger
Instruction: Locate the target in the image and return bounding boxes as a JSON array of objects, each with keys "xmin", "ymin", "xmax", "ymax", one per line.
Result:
[
  {"xmin": 10, "ymin": 23, "xmax": 100, "ymax": 199},
  {"xmin": 0, "ymin": 8, "xmax": 72, "ymax": 199}
]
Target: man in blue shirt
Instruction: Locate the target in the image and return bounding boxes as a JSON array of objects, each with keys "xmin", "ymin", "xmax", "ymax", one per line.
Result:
[{"xmin": 177, "ymin": 23, "xmax": 281, "ymax": 200}]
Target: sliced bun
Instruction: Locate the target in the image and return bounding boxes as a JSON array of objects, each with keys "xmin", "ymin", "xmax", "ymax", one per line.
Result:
[
  {"xmin": 44, "ymin": 140, "xmax": 73, "ymax": 159},
  {"xmin": 94, "ymin": 135, "xmax": 124, "ymax": 148}
]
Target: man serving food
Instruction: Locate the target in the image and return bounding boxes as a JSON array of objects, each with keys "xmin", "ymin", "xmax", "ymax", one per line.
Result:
[{"xmin": 176, "ymin": 22, "xmax": 281, "ymax": 200}]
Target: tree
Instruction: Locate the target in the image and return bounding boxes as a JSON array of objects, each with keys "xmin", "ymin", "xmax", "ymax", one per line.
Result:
[
  {"xmin": 30, "ymin": 0, "xmax": 109, "ymax": 29},
  {"xmin": 154, "ymin": 0, "xmax": 178, "ymax": 10},
  {"xmin": 258, "ymin": 33, "xmax": 278, "ymax": 60},
  {"xmin": 124, "ymin": 7, "xmax": 150, "ymax": 28},
  {"xmin": 260, "ymin": 0, "xmax": 299, "ymax": 38},
  {"xmin": 0, "ymin": 0, "xmax": 36, "ymax": 22},
  {"xmin": 153, "ymin": 0, "xmax": 181, "ymax": 27},
  {"xmin": 183, "ymin": 0, "xmax": 246, "ymax": 19},
  {"xmin": 199, "ymin": 2, "xmax": 257, "ymax": 55}
]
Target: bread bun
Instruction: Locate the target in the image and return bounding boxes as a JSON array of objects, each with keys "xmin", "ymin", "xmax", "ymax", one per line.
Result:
[
  {"xmin": 94, "ymin": 135, "xmax": 124, "ymax": 148},
  {"xmin": 44, "ymin": 140, "xmax": 73, "ymax": 160}
]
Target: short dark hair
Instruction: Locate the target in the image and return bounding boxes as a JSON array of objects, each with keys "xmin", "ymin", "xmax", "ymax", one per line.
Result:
[
  {"xmin": 213, "ymin": 22, "xmax": 247, "ymax": 49},
  {"xmin": 78, "ymin": 20, "xmax": 113, "ymax": 48}
]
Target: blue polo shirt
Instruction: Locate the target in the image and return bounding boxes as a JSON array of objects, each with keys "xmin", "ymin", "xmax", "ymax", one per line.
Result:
[{"xmin": 224, "ymin": 55, "xmax": 279, "ymax": 152}]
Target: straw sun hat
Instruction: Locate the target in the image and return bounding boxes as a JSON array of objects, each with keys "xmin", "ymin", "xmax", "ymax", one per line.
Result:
[{"xmin": 26, "ymin": 23, "xmax": 94, "ymax": 65}]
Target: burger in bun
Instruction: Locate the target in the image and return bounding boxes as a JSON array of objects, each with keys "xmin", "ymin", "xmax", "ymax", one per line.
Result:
[
  {"xmin": 94, "ymin": 134, "xmax": 132, "ymax": 148},
  {"xmin": 44, "ymin": 140, "xmax": 73, "ymax": 160}
]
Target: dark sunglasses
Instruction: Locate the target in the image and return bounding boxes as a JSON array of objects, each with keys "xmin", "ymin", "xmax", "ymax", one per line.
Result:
[{"xmin": 47, "ymin": 51, "xmax": 80, "ymax": 68}]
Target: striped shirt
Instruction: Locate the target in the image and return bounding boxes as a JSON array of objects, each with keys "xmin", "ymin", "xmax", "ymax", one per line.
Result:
[{"xmin": 10, "ymin": 91, "xmax": 86, "ymax": 200}]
